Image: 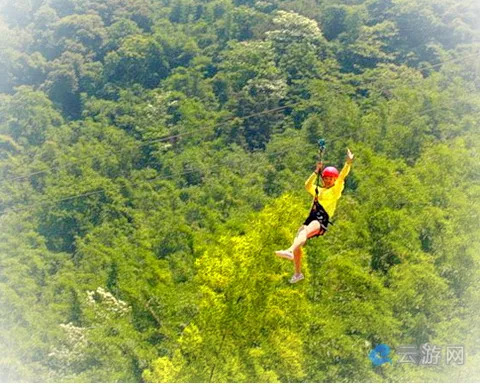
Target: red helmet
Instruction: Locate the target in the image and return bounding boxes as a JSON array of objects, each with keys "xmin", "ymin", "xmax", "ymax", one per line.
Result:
[{"xmin": 322, "ymin": 166, "xmax": 339, "ymax": 178}]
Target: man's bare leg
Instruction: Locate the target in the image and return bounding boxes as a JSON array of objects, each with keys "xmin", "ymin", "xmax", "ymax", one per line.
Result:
[
  {"xmin": 276, "ymin": 221, "xmax": 321, "ymax": 283},
  {"xmin": 275, "ymin": 221, "xmax": 321, "ymax": 259},
  {"xmin": 288, "ymin": 221, "xmax": 321, "ymax": 254},
  {"xmin": 293, "ymin": 247, "xmax": 302, "ymax": 275}
]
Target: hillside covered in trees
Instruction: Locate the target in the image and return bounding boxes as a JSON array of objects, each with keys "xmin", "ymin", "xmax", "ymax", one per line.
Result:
[{"xmin": 0, "ymin": 0, "xmax": 479, "ymax": 382}]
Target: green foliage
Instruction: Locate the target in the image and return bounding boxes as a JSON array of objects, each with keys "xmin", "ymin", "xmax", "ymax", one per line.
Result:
[
  {"xmin": 104, "ymin": 34, "xmax": 169, "ymax": 88},
  {"xmin": 0, "ymin": 86, "xmax": 63, "ymax": 146},
  {"xmin": 104, "ymin": 18, "xmax": 142, "ymax": 52},
  {"xmin": 145, "ymin": 195, "xmax": 311, "ymax": 382},
  {"xmin": 53, "ymin": 13, "xmax": 106, "ymax": 55},
  {"xmin": 0, "ymin": 0, "xmax": 479, "ymax": 382},
  {"xmin": 214, "ymin": 40, "xmax": 288, "ymax": 149}
]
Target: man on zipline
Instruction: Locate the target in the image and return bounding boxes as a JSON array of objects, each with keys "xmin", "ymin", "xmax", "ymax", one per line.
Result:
[{"xmin": 275, "ymin": 148, "xmax": 354, "ymax": 283}]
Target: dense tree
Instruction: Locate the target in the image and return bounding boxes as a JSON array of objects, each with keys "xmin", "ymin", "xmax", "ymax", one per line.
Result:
[
  {"xmin": 103, "ymin": 34, "xmax": 169, "ymax": 89},
  {"xmin": 0, "ymin": 0, "xmax": 479, "ymax": 382},
  {"xmin": 0, "ymin": 85, "xmax": 63, "ymax": 146},
  {"xmin": 53, "ymin": 13, "xmax": 106, "ymax": 57}
]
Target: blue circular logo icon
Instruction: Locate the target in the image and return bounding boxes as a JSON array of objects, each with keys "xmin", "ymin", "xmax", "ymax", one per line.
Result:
[{"xmin": 369, "ymin": 344, "xmax": 392, "ymax": 366}]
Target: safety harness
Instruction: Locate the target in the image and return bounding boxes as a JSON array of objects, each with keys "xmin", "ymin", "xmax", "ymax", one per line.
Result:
[{"xmin": 308, "ymin": 139, "xmax": 331, "ymax": 236}]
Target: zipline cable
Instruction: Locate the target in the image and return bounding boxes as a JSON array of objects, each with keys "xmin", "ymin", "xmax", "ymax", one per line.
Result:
[
  {"xmin": 1, "ymin": 94, "xmax": 479, "ymax": 216},
  {"xmin": 0, "ymin": 102, "xmax": 301, "ymax": 183},
  {"xmin": 0, "ymin": 146, "xmax": 299, "ymax": 215}
]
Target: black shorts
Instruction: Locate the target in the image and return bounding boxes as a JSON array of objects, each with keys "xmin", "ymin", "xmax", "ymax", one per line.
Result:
[{"xmin": 303, "ymin": 201, "xmax": 330, "ymax": 237}]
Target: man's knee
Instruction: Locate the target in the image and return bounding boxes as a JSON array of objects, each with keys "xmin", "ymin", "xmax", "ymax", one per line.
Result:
[
  {"xmin": 296, "ymin": 225, "xmax": 306, "ymax": 237},
  {"xmin": 306, "ymin": 220, "xmax": 322, "ymax": 237}
]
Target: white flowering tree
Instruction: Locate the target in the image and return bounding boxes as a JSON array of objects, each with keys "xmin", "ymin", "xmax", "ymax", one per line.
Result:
[
  {"xmin": 266, "ymin": 10, "xmax": 326, "ymax": 47},
  {"xmin": 47, "ymin": 287, "xmax": 147, "ymax": 382},
  {"xmin": 86, "ymin": 287, "xmax": 131, "ymax": 320}
]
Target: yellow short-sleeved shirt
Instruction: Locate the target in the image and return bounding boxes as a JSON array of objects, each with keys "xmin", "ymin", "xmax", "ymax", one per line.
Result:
[{"xmin": 304, "ymin": 163, "xmax": 351, "ymax": 218}]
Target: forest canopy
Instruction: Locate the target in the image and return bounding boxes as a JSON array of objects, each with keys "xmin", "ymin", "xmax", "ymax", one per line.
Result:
[{"xmin": 0, "ymin": 0, "xmax": 479, "ymax": 382}]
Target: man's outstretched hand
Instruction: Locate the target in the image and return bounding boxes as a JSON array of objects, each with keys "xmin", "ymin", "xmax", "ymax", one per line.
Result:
[{"xmin": 346, "ymin": 148, "xmax": 354, "ymax": 164}]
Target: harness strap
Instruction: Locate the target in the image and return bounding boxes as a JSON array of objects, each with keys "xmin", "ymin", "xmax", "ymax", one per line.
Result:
[{"xmin": 314, "ymin": 138, "xmax": 326, "ymax": 203}]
